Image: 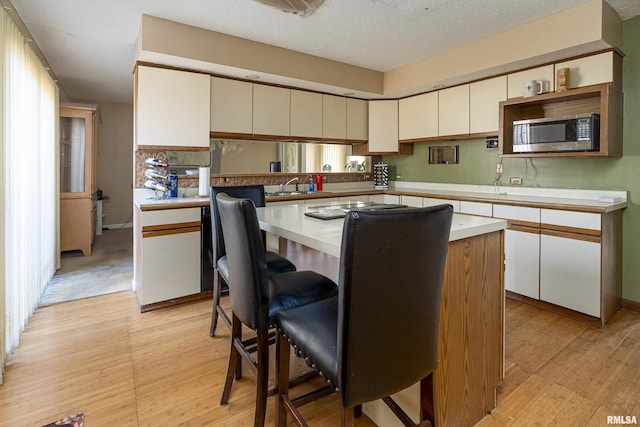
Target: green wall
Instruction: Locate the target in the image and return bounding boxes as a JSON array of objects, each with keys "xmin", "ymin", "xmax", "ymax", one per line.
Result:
[{"xmin": 384, "ymin": 16, "xmax": 640, "ymax": 303}]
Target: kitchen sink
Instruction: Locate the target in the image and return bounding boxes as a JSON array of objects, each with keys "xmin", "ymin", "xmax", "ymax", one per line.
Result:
[{"xmin": 265, "ymin": 191, "xmax": 332, "ymax": 197}]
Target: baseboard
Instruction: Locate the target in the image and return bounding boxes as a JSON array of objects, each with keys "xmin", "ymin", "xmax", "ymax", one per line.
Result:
[
  {"xmin": 623, "ymin": 298, "xmax": 640, "ymax": 313},
  {"xmin": 506, "ymin": 291, "xmax": 602, "ymax": 327},
  {"xmin": 140, "ymin": 292, "xmax": 211, "ymax": 313}
]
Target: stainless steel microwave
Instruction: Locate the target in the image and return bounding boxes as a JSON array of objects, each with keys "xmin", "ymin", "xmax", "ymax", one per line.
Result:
[{"xmin": 512, "ymin": 113, "xmax": 600, "ymax": 153}]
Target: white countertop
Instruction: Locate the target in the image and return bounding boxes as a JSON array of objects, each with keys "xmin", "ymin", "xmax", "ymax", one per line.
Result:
[
  {"xmin": 256, "ymin": 204, "xmax": 507, "ymax": 258},
  {"xmin": 134, "ymin": 181, "xmax": 628, "ymax": 214},
  {"xmin": 390, "ymin": 182, "xmax": 628, "ymax": 213}
]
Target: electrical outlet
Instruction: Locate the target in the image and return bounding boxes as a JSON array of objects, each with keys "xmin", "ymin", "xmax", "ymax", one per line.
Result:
[
  {"xmin": 496, "ymin": 163, "xmax": 503, "ymax": 174},
  {"xmin": 395, "ymin": 174, "xmax": 402, "ymax": 180},
  {"xmin": 510, "ymin": 177, "xmax": 522, "ymax": 185}
]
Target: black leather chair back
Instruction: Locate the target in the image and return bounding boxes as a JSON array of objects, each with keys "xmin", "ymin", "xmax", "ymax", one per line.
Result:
[
  {"xmin": 337, "ymin": 205, "xmax": 453, "ymax": 407},
  {"xmin": 210, "ymin": 185, "xmax": 266, "ymax": 265},
  {"xmin": 216, "ymin": 193, "xmax": 270, "ymax": 332}
]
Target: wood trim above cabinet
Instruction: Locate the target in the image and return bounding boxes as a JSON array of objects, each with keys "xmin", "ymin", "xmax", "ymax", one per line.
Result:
[
  {"xmin": 210, "ymin": 131, "xmax": 253, "ymax": 140},
  {"xmin": 138, "ymin": 145, "xmax": 210, "ymax": 152},
  {"xmin": 399, "ymin": 136, "xmax": 439, "ymax": 144}
]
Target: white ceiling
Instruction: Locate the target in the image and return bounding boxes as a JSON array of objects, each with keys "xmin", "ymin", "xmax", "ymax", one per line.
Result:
[{"xmin": 9, "ymin": 0, "xmax": 640, "ymax": 104}]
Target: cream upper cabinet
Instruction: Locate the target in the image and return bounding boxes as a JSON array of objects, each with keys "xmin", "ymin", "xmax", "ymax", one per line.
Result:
[
  {"xmin": 136, "ymin": 66, "xmax": 210, "ymax": 148},
  {"xmin": 346, "ymin": 98, "xmax": 368, "ymax": 142},
  {"xmin": 555, "ymin": 51, "xmax": 615, "ymax": 90},
  {"xmin": 470, "ymin": 76, "xmax": 507, "ymax": 135},
  {"xmin": 290, "ymin": 89, "xmax": 322, "ymax": 139},
  {"xmin": 368, "ymin": 100, "xmax": 399, "ymax": 153},
  {"xmin": 438, "ymin": 84, "xmax": 470, "ymax": 137},
  {"xmin": 210, "ymin": 77, "xmax": 253, "ymax": 135},
  {"xmin": 399, "ymin": 91, "xmax": 438, "ymax": 141},
  {"xmin": 322, "ymin": 94, "xmax": 347, "ymax": 141},
  {"xmin": 253, "ymin": 84, "xmax": 290, "ymax": 137},
  {"xmin": 507, "ymin": 64, "xmax": 554, "ymax": 98}
]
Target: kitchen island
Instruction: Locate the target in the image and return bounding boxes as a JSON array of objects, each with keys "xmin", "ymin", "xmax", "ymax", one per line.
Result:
[{"xmin": 256, "ymin": 203, "xmax": 508, "ymax": 427}]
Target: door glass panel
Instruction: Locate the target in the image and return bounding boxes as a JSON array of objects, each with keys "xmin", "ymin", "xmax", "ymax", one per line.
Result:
[{"xmin": 60, "ymin": 116, "xmax": 85, "ymax": 192}]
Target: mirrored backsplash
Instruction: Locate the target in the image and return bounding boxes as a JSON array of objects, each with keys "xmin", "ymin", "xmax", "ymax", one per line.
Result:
[{"xmin": 135, "ymin": 139, "xmax": 377, "ymax": 189}]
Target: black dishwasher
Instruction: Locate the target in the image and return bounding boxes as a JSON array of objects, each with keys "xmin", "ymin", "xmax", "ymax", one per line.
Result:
[{"xmin": 201, "ymin": 206, "xmax": 215, "ymax": 292}]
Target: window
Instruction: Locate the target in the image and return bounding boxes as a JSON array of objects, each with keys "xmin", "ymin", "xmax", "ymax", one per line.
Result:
[{"xmin": 0, "ymin": 9, "xmax": 58, "ymax": 380}]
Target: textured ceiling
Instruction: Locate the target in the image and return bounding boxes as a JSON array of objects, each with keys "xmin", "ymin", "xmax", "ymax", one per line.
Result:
[{"xmin": 9, "ymin": 0, "xmax": 640, "ymax": 104}]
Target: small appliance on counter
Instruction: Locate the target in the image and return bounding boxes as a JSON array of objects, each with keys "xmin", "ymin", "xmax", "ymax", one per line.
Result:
[
  {"xmin": 373, "ymin": 163, "xmax": 389, "ymax": 189},
  {"xmin": 269, "ymin": 161, "xmax": 282, "ymax": 172}
]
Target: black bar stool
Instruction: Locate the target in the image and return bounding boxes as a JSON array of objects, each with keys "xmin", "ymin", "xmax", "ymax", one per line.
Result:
[
  {"xmin": 216, "ymin": 193, "xmax": 338, "ymax": 426},
  {"xmin": 273, "ymin": 205, "xmax": 454, "ymax": 427},
  {"xmin": 209, "ymin": 185, "xmax": 296, "ymax": 337}
]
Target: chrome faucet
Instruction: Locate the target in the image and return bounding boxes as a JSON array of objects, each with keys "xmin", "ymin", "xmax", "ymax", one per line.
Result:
[{"xmin": 280, "ymin": 176, "xmax": 299, "ymax": 192}]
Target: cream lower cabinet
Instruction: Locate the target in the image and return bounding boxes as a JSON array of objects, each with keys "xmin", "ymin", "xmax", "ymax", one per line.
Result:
[
  {"xmin": 540, "ymin": 234, "xmax": 600, "ymax": 317},
  {"xmin": 397, "ymin": 195, "xmax": 461, "ymax": 211},
  {"xmin": 136, "ymin": 207, "xmax": 201, "ymax": 308},
  {"xmin": 504, "ymin": 230, "xmax": 540, "ymax": 299},
  {"xmin": 460, "ymin": 201, "xmax": 492, "ymax": 217},
  {"xmin": 493, "ymin": 205, "xmax": 541, "ymax": 300},
  {"xmin": 539, "ymin": 209, "xmax": 602, "ymax": 318},
  {"xmin": 369, "ymin": 194, "xmax": 400, "ymax": 205},
  {"xmin": 399, "ymin": 195, "xmax": 423, "ymax": 207},
  {"xmin": 422, "ymin": 197, "xmax": 460, "ymax": 212}
]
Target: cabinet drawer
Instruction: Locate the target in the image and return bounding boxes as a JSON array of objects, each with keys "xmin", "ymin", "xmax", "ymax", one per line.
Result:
[
  {"xmin": 143, "ymin": 208, "xmax": 201, "ymax": 227},
  {"xmin": 422, "ymin": 198, "xmax": 460, "ymax": 212},
  {"xmin": 493, "ymin": 205, "xmax": 540, "ymax": 223},
  {"xmin": 541, "ymin": 209, "xmax": 600, "ymax": 231},
  {"xmin": 400, "ymin": 195, "xmax": 424, "ymax": 207},
  {"xmin": 460, "ymin": 201, "xmax": 492, "ymax": 217}
]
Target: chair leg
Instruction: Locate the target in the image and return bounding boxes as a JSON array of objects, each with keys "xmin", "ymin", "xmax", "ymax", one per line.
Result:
[
  {"xmin": 419, "ymin": 374, "xmax": 435, "ymax": 425},
  {"xmin": 354, "ymin": 404, "xmax": 362, "ymax": 418},
  {"xmin": 221, "ymin": 314, "xmax": 242, "ymax": 405},
  {"xmin": 275, "ymin": 331, "xmax": 291, "ymax": 427},
  {"xmin": 341, "ymin": 406, "xmax": 355, "ymax": 427},
  {"xmin": 210, "ymin": 269, "xmax": 222, "ymax": 337},
  {"xmin": 254, "ymin": 331, "xmax": 270, "ymax": 427}
]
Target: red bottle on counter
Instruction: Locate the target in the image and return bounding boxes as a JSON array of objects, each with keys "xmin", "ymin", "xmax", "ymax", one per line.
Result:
[{"xmin": 315, "ymin": 173, "xmax": 323, "ymax": 191}]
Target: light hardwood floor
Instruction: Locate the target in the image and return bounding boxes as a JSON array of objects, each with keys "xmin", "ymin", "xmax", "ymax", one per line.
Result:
[{"xmin": 0, "ymin": 291, "xmax": 638, "ymax": 426}]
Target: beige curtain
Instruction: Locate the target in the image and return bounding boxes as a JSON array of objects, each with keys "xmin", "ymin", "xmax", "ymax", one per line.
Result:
[{"xmin": 0, "ymin": 9, "xmax": 58, "ymax": 382}]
